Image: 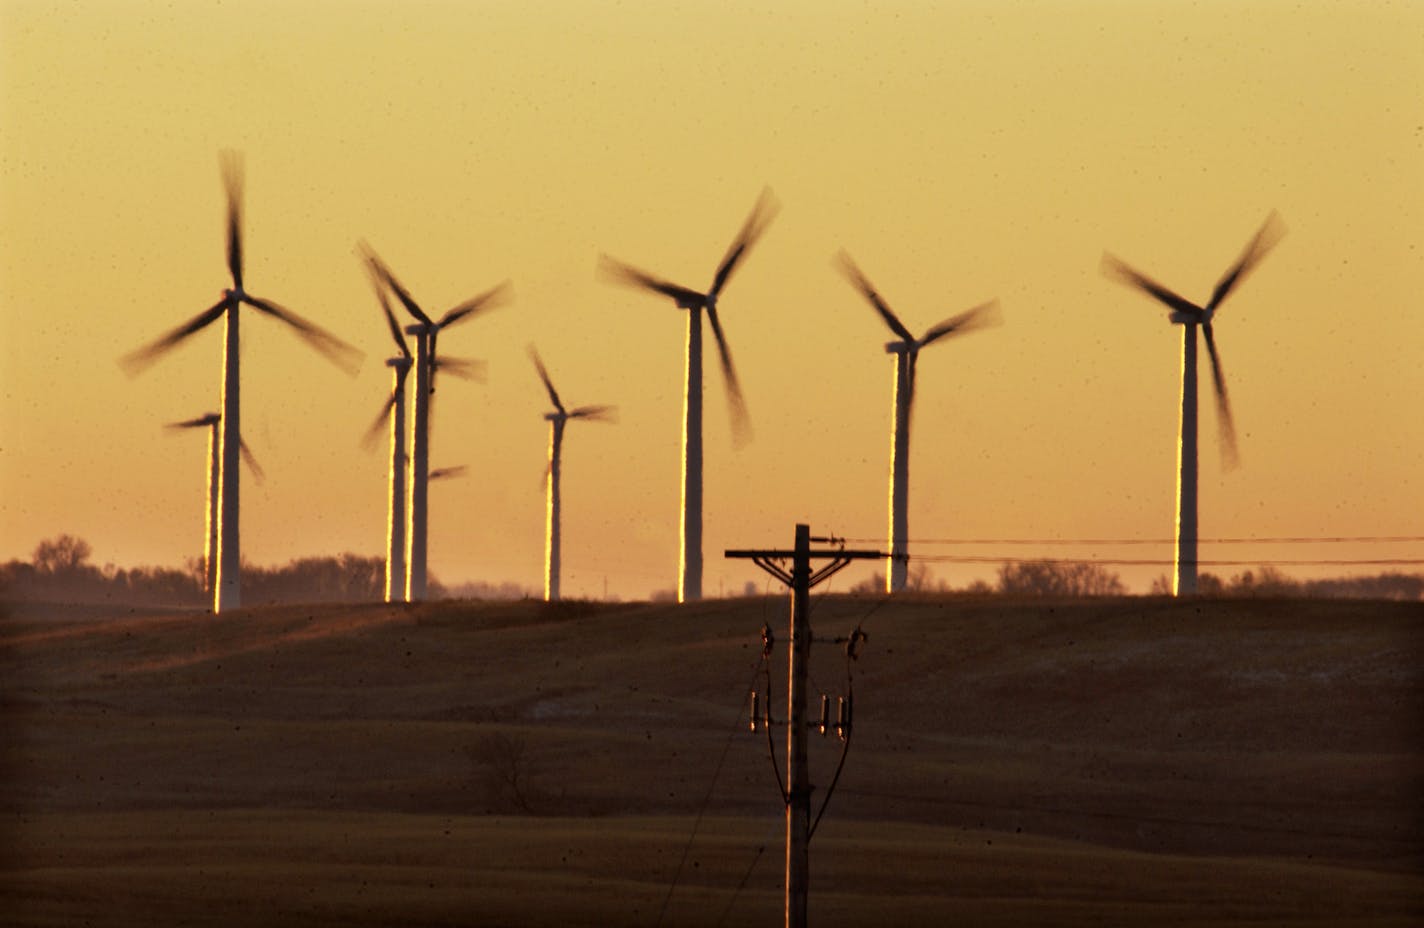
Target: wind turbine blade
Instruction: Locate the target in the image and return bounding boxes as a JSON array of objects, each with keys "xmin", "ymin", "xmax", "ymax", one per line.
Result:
[
  {"xmin": 165, "ymin": 413, "xmax": 220, "ymax": 430},
  {"xmin": 706, "ymin": 305, "xmax": 752, "ymax": 446},
  {"xmin": 361, "ymin": 247, "xmax": 411, "ymax": 359},
  {"xmin": 568, "ymin": 404, "xmax": 617, "ymax": 422},
  {"xmin": 243, "ymin": 295, "xmax": 365, "ymax": 376},
  {"xmin": 433, "ymin": 356, "xmax": 488, "ymax": 382},
  {"xmin": 835, "ymin": 250, "xmax": 915, "ymax": 342},
  {"xmin": 598, "ymin": 255, "xmax": 707, "ymax": 307},
  {"xmin": 363, "ymin": 246, "xmax": 433, "ymax": 326},
  {"xmin": 710, "ymin": 186, "xmax": 779, "ymax": 297},
  {"xmin": 1207, "ymin": 211, "xmax": 1286, "ymax": 312},
  {"xmin": 1201, "ymin": 322, "xmax": 1240, "ymax": 470},
  {"xmin": 528, "ymin": 346, "xmax": 566, "ymax": 413},
  {"xmin": 430, "ymin": 465, "xmax": 468, "ymax": 481},
  {"xmin": 438, "ymin": 280, "xmax": 512, "ymax": 329},
  {"xmin": 361, "ymin": 394, "xmax": 398, "ymax": 450},
  {"xmin": 1101, "ymin": 253, "xmax": 1203, "ymax": 318},
  {"xmin": 119, "ymin": 296, "xmax": 232, "ymax": 375},
  {"xmin": 918, "ymin": 300, "xmax": 1003, "ymax": 348},
  {"xmin": 238, "ymin": 436, "xmax": 265, "ymax": 483},
  {"xmin": 220, "ymin": 150, "xmax": 244, "ymax": 291}
]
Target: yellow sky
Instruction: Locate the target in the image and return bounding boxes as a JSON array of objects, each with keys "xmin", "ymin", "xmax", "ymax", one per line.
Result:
[{"xmin": 2, "ymin": 0, "xmax": 1421, "ymax": 598}]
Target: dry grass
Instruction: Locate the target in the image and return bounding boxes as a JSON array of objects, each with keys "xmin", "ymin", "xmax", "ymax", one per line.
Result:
[{"xmin": 2, "ymin": 595, "xmax": 1421, "ymax": 925}]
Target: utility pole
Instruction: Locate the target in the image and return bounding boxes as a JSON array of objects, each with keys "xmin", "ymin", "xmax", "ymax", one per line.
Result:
[{"xmin": 727, "ymin": 523, "xmax": 880, "ymax": 928}]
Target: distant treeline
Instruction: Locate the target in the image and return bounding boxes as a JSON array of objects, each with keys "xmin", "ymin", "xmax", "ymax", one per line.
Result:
[
  {"xmin": 1, "ymin": 535, "xmax": 1418, "ymax": 606},
  {"xmin": 0, "ymin": 534, "xmax": 534, "ymax": 608},
  {"xmin": 850, "ymin": 558, "xmax": 1422, "ymax": 601}
]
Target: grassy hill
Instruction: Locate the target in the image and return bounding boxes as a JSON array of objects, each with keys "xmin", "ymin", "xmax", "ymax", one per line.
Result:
[{"xmin": 2, "ymin": 595, "xmax": 1420, "ymax": 926}]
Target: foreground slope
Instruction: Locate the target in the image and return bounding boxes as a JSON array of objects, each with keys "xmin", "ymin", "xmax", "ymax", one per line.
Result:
[{"xmin": 2, "ymin": 596, "xmax": 1420, "ymax": 926}]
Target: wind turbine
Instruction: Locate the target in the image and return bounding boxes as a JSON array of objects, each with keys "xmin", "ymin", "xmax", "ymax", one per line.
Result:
[
  {"xmin": 360, "ymin": 259, "xmax": 413, "ymax": 603},
  {"xmin": 1102, "ymin": 212, "xmax": 1285, "ymax": 597},
  {"xmin": 165, "ymin": 414, "xmax": 263, "ymax": 597},
  {"xmin": 123, "ymin": 152, "xmax": 362, "ymax": 613},
  {"xmin": 599, "ymin": 188, "xmax": 777, "ymax": 602},
  {"xmin": 362, "ymin": 243, "xmax": 507, "ymax": 602},
  {"xmin": 530, "ymin": 347, "xmax": 616, "ymax": 602},
  {"xmin": 836, "ymin": 251, "xmax": 1001, "ymax": 594}
]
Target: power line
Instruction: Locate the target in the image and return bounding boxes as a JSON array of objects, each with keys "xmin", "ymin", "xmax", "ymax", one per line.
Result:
[
  {"xmin": 840, "ymin": 535, "xmax": 1424, "ymax": 546},
  {"xmin": 911, "ymin": 555, "xmax": 1424, "ymax": 567}
]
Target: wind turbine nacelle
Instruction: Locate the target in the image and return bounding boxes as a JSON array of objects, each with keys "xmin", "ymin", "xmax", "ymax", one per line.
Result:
[
  {"xmin": 404, "ymin": 322, "xmax": 434, "ymax": 335},
  {"xmin": 884, "ymin": 341, "xmax": 913, "ymax": 355},
  {"xmin": 543, "ymin": 411, "xmax": 565, "ymax": 422},
  {"xmin": 1168, "ymin": 310, "xmax": 1199, "ymax": 325},
  {"xmin": 385, "ymin": 356, "xmax": 411, "ymax": 369}
]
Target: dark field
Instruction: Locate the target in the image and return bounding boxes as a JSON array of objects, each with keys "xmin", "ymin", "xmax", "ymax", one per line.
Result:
[{"xmin": 2, "ymin": 595, "xmax": 1421, "ymax": 926}]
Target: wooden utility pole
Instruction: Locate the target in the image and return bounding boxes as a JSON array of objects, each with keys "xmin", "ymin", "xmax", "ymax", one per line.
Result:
[{"xmin": 727, "ymin": 523, "xmax": 880, "ymax": 928}]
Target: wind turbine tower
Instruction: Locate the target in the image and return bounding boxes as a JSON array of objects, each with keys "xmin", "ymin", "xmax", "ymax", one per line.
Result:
[
  {"xmin": 124, "ymin": 153, "xmax": 361, "ymax": 613},
  {"xmin": 166, "ymin": 413, "xmax": 263, "ymax": 596},
  {"xmin": 361, "ymin": 257, "xmax": 415, "ymax": 602},
  {"xmin": 363, "ymin": 245, "xmax": 507, "ymax": 601},
  {"xmin": 600, "ymin": 189, "xmax": 777, "ymax": 602},
  {"xmin": 836, "ymin": 252, "xmax": 1000, "ymax": 593},
  {"xmin": 1102, "ymin": 212, "xmax": 1284, "ymax": 596},
  {"xmin": 530, "ymin": 347, "xmax": 615, "ymax": 602}
]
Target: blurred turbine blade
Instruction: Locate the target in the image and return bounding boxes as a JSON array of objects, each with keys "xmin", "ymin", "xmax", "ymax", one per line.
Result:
[
  {"xmin": 1207, "ymin": 211, "xmax": 1286, "ymax": 312},
  {"xmin": 220, "ymin": 150, "xmax": 244, "ymax": 291},
  {"xmin": 1101, "ymin": 253, "xmax": 1203, "ymax": 318},
  {"xmin": 710, "ymin": 186, "xmax": 780, "ymax": 297},
  {"xmin": 430, "ymin": 465, "xmax": 468, "ymax": 481},
  {"xmin": 599, "ymin": 255, "xmax": 707, "ymax": 307},
  {"xmin": 918, "ymin": 300, "xmax": 1003, "ymax": 348},
  {"xmin": 360, "ymin": 244, "xmax": 411, "ymax": 359},
  {"xmin": 363, "ymin": 246, "xmax": 433, "ymax": 326},
  {"xmin": 1201, "ymin": 322, "xmax": 1240, "ymax": 470},
  {"xmin": 165, "ymin": 413, "xmax": 219, "ymax": 430},
  {"xmin": 438, "ymin": 280, "xmax": 512, "ymax": 329},
  {"xmin": 528, "ymin": 345, "xmax": 565, "ymax": 413},
  {"xmin": 244, "ymin": 295, "xmax": 364, "ymax": 376},
  {"xmin": 238, "ymin": 435, "xmax": 265, "ymax": 483},
  {"xmin": 835, "ymin": 250, "xmax": 915, "ymax": 342},
  {"xmin": 361, "ymin": 394, "xmax": 397, "ymax": 450},
  {"xmin": 706, "ymin": 305, "xmax": 752, "ymax": 447},
  {"xmin": 434, "ymin": 355, "xmax": 487, "ymax": 382},
  {"xmin": 120, "ymin": 296, "xmax": 232, "ymax": 375},
  {"xmin": 568, "ymin": 404, "xmax": 617, "ymax": 422}
]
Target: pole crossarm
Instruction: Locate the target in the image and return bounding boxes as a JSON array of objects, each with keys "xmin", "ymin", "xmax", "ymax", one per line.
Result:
[{"xmin": 727, "ymin": 547, "xmax": 882, "ymax": 591}]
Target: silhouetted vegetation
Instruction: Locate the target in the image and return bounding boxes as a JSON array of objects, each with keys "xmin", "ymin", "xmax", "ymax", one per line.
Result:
[
  {"xmin": 997, "ymin": 560, "xmax": 1128, "ymax": 597},
  {"xmin": 1150, "ymin": 567, "xmax": 1424, "ymax": 601}
]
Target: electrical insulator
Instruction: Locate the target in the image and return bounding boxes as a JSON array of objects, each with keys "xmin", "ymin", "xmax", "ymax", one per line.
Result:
[
  {"xmin": 817, "ymin": 694, "xmax": 829, "ymax": 736},
  {"xmin": 749, "ymin": 691, "xmax": 760, "ymax": 732},
  {"xmin": 836, "ymin": 695, "xmax": 852, "ymax": 740}
]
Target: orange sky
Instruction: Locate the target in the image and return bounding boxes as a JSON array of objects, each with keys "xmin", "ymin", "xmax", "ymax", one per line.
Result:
[{"xmin": 2, "ymin": 0, "xmax": 1421, "ymax": 598}]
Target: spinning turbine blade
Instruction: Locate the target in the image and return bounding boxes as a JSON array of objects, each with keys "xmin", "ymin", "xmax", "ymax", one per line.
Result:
[
  {"xmin": 836, "ymin": 251, "xmax": 915, "ymax": 342},
  {"xmin": 599, "ymin": 255, "xmax": 706, "ymax": 307},
  {"xmin": 1101, "ymin": 254, "xmax": 1203, "ymax": 318},
  {"xmin": 220, "ymin": 150, "xmax": 244, "ymax": 291},
  {"xmin": 244, "ymin": 295, "xmax": 364, "ymax": 375},
  {"xmin": 438, "ymin": 280, "xmax": 512, "ymax": 329},
  {"xmin": 568, "ymin": 404, "xmax": 617, "ymax": 422},
  {"xmin": 918, "ymin": 300, "xmax": 1003, "ymax": 348},
  {"xmin": 432, "ymin": 356, "xmax": 487, "ymax": 382},
  {"xmin": 1201, "ymin": 321, "xmax": 1240, "ymax": 470},
  {"xmin": 711, "ymin": 187, "xmax": 779, "ymax": 297},
  {"xmin": 429, "ymin": 465, "xmax": 468, "ymax": 481},
  {"xmin": 362, "ymin": 392, "xmax": 399, "ymax": 449},
  {"xmin": 528, "ymin": 347, "xmax": 565, "ymax": 414},
  {"xmin": 1208, "ymin": 211, "xmax": 1287, "ymax": 312},
  {"xmin": 365, "ymin": 248, "xmax": 433, "ymax": 326},
  {"xmin": 706, "ymin": 304, "xmax": 751, "ymax": 445},
  {"xmin": 166, "ymin": 413, "xmax": 220, "ymax": 430},
  {"xmin": 120, "ymin": 296, "xmax": 233, "ymax": 374},
  {"xmin": 364, "ymin": 252, "xmax": 411, "ymax": 359},
  {"xmin": 238, "ymin": 436, "xmax": 265, "ymax": 483}
]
